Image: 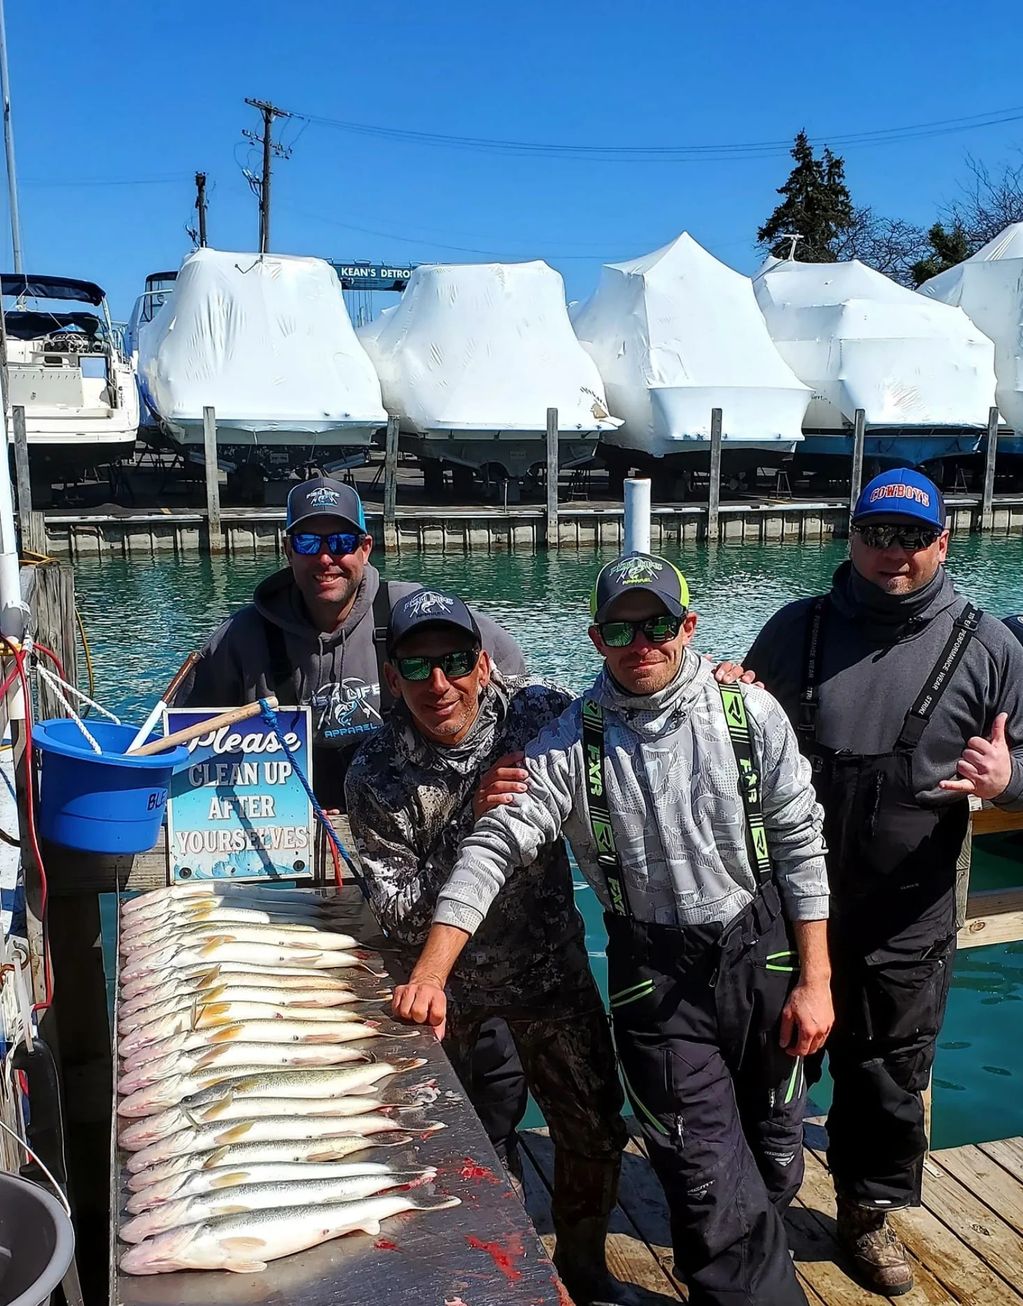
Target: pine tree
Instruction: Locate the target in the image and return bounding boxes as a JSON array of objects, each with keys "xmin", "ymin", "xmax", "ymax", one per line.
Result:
[
  {"xmin": 910, "ymin": 223, "xmax": 973, "ymax": 286},
  {"xmin": 757, "ymin": 131, "xmax": 856, "ymax": 262}
]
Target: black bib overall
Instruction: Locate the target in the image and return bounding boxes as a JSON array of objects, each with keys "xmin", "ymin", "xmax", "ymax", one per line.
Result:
[{"xmin": 798, "ymin": 598, "xmax": 978, "ymax": 1209}]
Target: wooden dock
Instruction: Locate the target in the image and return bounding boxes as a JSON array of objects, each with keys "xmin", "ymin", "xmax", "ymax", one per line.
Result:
[{"xmin": 521, "ymin": 1124, "xmax": 1023, "ymax": 1304}]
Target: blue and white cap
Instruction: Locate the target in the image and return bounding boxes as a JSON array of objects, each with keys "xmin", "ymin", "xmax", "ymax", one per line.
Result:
[
  {"xmin": 387, "ymin": 588, "xmax": 481, "ymax": 655},
  {"xmin": 285, "ymin": 477, "xmax": 366, "ymax": 534},
  {"xmin": 852, "ymin": 468, "xmax": 945, "ymax": 530}
]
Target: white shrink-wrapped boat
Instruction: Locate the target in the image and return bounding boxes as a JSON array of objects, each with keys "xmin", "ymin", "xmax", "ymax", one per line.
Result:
[
  {"xmin": 753, "ymin": 257, "xmax": 996, "ymax": 464},
  {"xmin": 2, "ymin": 273, "xmax": 140, "ymax": 478},
  {"xmin": 357, "ymin": 260, "xmax": 620, "ymax": 480},
  {"xmin": 137, "ymin": 249, "xmax": 386, "ymax": 447},
  {"xmin": 919, "ymin": 224, "xmax": 1023, "ymax": 451},
  {"xmin": 571, "ymin": 234, "xmax": 810, "ymax": 467}
]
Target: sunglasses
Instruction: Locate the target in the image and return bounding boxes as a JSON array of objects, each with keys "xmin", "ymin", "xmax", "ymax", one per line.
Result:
[
  {"xmin": 393, "ymin": 647, "xmax": 481, "ymax": 682},
  {"xmin": 598, "ymin": 614, "xmax": 684, "ymax": 648},
  {"xmin": 853, "ymin": 524, "xmax": 941, "ymax": 551},
  {"xmin": 290, "ymin": 531, "xmax": 363, "ymax": 557}
]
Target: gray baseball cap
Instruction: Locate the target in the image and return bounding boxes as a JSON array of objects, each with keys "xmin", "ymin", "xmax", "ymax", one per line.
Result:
[{"xmin": 285, "ymin": 477, "xmax": 366, "ymax": 534}]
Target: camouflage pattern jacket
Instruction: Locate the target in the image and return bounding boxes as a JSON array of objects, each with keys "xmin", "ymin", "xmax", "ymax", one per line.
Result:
[{"xmin": 344, "ymin": 673, "xmax": 586, "ymax": 1009}]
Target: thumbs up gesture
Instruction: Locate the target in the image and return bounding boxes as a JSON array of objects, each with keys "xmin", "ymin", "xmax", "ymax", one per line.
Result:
[{"xmin": 940, "ymin": 713, "xmax": 1013, "ymax": 799}]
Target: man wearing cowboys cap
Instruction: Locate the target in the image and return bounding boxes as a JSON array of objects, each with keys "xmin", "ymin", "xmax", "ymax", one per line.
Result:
[
  {"xmin": 345, "ymin": 587, "xmax": 632, "ymax": 1306},
  {"xmin": 179, "ymin": 475, "xmax": 528, "ymax": 1207},
  {"xmin": 745, "ymin": 468, "xmax": 1023, "ymax": 1296},
  {"xmin": 393, "ymin": 554, "xmax": 832, "ymax": 1306}
]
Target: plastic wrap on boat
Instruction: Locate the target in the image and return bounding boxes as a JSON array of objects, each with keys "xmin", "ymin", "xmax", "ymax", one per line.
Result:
[
  {"xmin": 753, "ymin": 257, "xmax": 996, "ymax": 432},
  {"xmin": 571, "ymin": 234, "xmax": 810, "ymax": 458},
  {"xmin": 919, "ymin": 223, "xmax": 1023, "ymax": 438},
  {"xmin": 356, "ymin": 261, "xmax": 619, "ymax": 439},
  {"xmin": 137, "ymin": 249, "xmax": 386, "ymax": 445}
]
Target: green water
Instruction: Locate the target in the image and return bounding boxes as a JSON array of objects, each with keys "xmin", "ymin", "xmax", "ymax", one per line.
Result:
[{"xmin": 74, "ymin": 536, "xmax": 1023, "ymax": 1148}]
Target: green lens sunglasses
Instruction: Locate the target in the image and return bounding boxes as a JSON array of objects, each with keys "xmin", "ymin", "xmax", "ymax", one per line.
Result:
[
  {"xmin": 598, "ymin": 614, "xmax": 684, "ymax": 648},
  {"xmin": 393, "ymin": 647, "xmax": 481, "ymax": 682}
]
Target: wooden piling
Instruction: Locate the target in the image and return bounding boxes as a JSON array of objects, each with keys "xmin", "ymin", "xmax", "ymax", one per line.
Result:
[
  {"xmin": 383, "ymin": 414, "xmax": 400, "ymax": 553},
  {"xmin": 11, "ymin": 405, "xmax": 44, "ymax": 555},
  {"xmin": 545, "ymin": 407, "xmax": 559, "ymax": 548},
  {"xmin": 202, "ymin": 405, "xmax": 222, "ymax": 554},
  {"xmin": 707, "ymin": 407, "xmax": 723, "ymax": 542},
  {"xmin": 848, "ymin": 408, "xmax": 867, "ymax": 533}
]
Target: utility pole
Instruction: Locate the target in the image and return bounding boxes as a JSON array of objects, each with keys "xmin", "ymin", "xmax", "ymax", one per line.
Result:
[
  {"xmin": 243, "ymin": 99, "xmax": 290, "ymax": 254},
  {"xmin": 0, "ymin": 0, "xmax": 23, "ymax": 271},
  {"xmin": 195, "ymin": 171, "xmax": 208, "ymax": 247}
]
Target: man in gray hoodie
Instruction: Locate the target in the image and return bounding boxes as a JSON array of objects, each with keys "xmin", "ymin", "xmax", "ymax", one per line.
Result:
[
  {"xmin": 392, "ymin": 553, "xmax": 833, "ymax": 1306},
  {"xmin": 746, "ymin": 467, "xmax": 1023, "ymax": 1297}
]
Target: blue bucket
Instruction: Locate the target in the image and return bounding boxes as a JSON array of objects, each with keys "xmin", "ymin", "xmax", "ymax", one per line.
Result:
[{"xmin": 32, "ymin": 719, "xmax": 191, "ymax": 854}]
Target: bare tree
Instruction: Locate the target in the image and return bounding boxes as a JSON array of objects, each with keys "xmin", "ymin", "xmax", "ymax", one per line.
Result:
[
  {"xmin": 944, "ymin": 153, "xmax": 1023, "ymax": 248},
  {"xmin": 834, "ymin": 209, "xmax": 928, "ymax": 287}
]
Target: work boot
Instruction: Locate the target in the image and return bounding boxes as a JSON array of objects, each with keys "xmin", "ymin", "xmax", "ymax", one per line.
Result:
[
  {"xmin": 836, "ymin": 1196, "xmax": 914, "ymax": 1297},
  {"xmin": 552, "ymin": 1216, "xmax": 643, "ymax": 1306}
]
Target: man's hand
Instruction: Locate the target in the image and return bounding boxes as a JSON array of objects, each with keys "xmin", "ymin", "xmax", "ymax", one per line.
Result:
[
  {"xmin": 939, "ymin": 713, "xmax": 1012, "ymax": 799},
  {"xmin": 392, "ymin": 973, "xmax": 448, "ymax": 1041},
  {"xmin": 709, "ymin": 657, "xmax": 763, "ymax": 688},
  {"xmin": 779, "ymin": 980, "xmax": 833, "ymax": 1057},
  {"xmin": 473, "ymin": 751, "xmax": 528, "ymax": 820}
]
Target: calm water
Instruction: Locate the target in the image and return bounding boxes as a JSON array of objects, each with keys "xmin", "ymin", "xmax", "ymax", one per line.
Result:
[{"xmin": 76, "ymin": 536, "xmax": 1023, "ymax": 1148}]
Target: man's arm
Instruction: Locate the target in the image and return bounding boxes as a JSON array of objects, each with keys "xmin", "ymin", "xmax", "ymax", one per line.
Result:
[{"xmin": 780, "ymin": 919, "xmax": 833, "ymax": 1058}]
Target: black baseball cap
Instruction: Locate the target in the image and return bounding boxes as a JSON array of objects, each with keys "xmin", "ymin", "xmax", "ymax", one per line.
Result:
[
  {"xmin": 1003, "ymin": 614, "xmax": 1023, "ymax": 649},
  {"xmin": 387, "ymin": 588, "xmax": 481, "ymax": 655},
  {"xmin": 590, "ymin": 552, "xmax": 691, "ymax": 622},
  {"xmin": 285, "ymin": 477, "xmax": 366, "ymax": 535}
]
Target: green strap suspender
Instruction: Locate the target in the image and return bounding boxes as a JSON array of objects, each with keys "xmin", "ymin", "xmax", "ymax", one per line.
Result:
[{"xmin": 582, "ymin": 684, "xmax": 772, "ymax": 919}]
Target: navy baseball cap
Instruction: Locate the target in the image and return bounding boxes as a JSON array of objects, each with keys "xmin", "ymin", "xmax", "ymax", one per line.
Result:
[
  {"xmin": 387, "ymin": 588, "xmax": 481, "ymax": 655},
  {"xmin": 285, "ymin": 477, "xmax": 366, "ymax": 535},
  {"xmin": 591, "ymin": 552, "xmax": 691, "ymax": 622},
  {"xmin": 852, "ymin": 469, "xmax": 945, "ymax": 530},
  {"xmin": 1003, "ymin": 614, "xmax": 1023, "ymax": 648}
]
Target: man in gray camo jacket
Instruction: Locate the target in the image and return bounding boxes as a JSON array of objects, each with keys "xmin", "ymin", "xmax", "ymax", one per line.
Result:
[{"xmin": 345, "ymin": 587, "xmax": 634, "ymax": 1306}]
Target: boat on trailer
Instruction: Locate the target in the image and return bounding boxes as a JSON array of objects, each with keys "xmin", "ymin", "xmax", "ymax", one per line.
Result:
[{"xmin": 2, "ymin": 273, "xmax": 140, "ymax": 480}]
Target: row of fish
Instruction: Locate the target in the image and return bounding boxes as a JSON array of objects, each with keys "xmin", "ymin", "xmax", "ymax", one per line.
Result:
[{"xmin": 116, "ymin": 882, "xmax": 458, "ymax": 1275}]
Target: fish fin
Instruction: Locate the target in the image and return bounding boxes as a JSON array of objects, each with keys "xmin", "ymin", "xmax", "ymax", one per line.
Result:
[
  {"xmin": 200, "ymin": 1147, "xmax": 229, "ymax": 1168},
  {"xmin": 198, "ymin": 936, "xmax": 233, "ymax": 955},
  {"xmin": 395, "ymin": 1058, "xmax": 428, "ymax": 1072},
  {"xmin": 307, "ymin": 1031, "xmax": 351, "ymax": 1043},
  {"xmin": 360, "ymin": 1219, "xmax": 382, "ymax": 1236},
  {"xmin": 217, "ymin": 1202, "xmax": 250, "ymax": 1215},
  {"xmin": 220, "ymin": 1123, "xmax": 256, "ymax": 1142},
  {"xmin": 193, "ymin": 1048, "xmax": 219, "ymax": 1066},
  {"xmin": 209, "ymin": 1170, "xmax": 251, "ymax": 1189},
  {"xmin": 360, "ymin": 965, "xmax": 388, "ymax": 978},
  {"xmin": 386, "ymin": 1030, "xmax": 420, "ymax": 1040},
  {"xmin": 219, "ymin": 1237, "xmax": 269, "ymax": 1273},
  {"xmin": 197, "ymin": 1001, "xmax": 231, "ymax": 1024},
  {"xmin": 209, "ymin": 1025, "xmax": 245, "ymax": 1043},
  {"xmin": 412, "ymin": 1195, "xmax": 461, "ymax": 1212},
  {"xmin": 190, "ymin": 1096, "xmax": 232, "ymax": 1122},
  {"xmin": 196, "ymin": 966, "xmax": 222, "ymax": 984}
]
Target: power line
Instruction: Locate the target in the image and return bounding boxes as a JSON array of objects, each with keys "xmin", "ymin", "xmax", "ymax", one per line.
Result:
[
  {"xmin": 284, "ymin": 102, "xmax": 1023, "ymax": 163},
  {"xmin": 21, "ymin": 174, "xmax": 192, "ymax": 187}
]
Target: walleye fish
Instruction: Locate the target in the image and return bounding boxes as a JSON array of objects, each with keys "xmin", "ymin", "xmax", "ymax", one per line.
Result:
[
  {"xmin": 121, "ymin": 884, "xmax": 334, "ymax": 917},
  {"xmin": 122, "ymin": 924, "xmax": 360, "ymax": 959},
  {"xmin": 124, "ymin": 1160, "xmax": 425, "ymax": 1213},
  {"xmin": 120, "ymin": 1171, "xmax": 436, "ymax": 1243},
  {"xmin": 122, "ymin": 899, "xmax": 342, "ymax": 931},
  {"xmin": 120, "ymin": 983, "xmax": 378, "ymax": 1026},
  {"xmin": 120, "ymin": 1021, "xmax": 389, "ymax": 1073},
  {"xmin": 126, "ymin": 1114, "xmax": 442, "ymax": 1172},
  {"xmin": 120, "ymin": 1002, "xmax": 370, "ymax": 1056},
  {"xmin": 119, "ymin": 1193, "xmax": 460, "ymax": 1274},
  {"xmin": 119, "ymin": 1096, "xmax": 391, "ymax": 1149},
  {"xmin": 117, "ymin": 1041, "xmax": 372, "ymax": 1094},
  {"xmin": 117, "ymin": 1058, "xmax": 424, "ymax": 1118},
  {"xmin": 120, "ymin": 963, "xmax": 360, "ymax": 1001},
  {"xmin": 120, "ymin": 941, "xmax": 381, "ymax": 982},
  {"xmin": 125, "ymin": 1135, "xmax": 415, "ymax": 1193}
]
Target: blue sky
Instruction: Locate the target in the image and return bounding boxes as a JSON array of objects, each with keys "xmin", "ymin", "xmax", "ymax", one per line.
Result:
[{"xmin": 5, "ymin": 0, "xmax": 1022, "ymax": 318}]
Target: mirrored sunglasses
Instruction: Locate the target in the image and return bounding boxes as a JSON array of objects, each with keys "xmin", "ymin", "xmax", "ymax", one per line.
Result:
[
  {"xmin": 598, "ymin": 614, "xmax": 684, "ymax": 648},
  {"xmin": 854, "ymin": 524, "xmax": 941, "ymax": 551},
  {"xmin": 290, "ymin": 531, "xmax": 363, "ymax": 557},
  {"xmin": 393, "ymin": 647, "xmax": 481, "ymax": 682}
]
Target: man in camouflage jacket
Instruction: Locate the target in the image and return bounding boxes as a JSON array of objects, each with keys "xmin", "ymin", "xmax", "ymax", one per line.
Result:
[{"xmin": 345, "ymin": 587, "xmax": 634, "ymax": 1306}]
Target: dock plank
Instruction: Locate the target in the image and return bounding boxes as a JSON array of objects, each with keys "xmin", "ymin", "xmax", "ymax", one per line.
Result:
[
  {"xmin": 916, "ymin": 1154, "xmax": 1023, "ymax": 1291},
  {"xmin": 930, "ymin": 1143, "xmax": 1023, "ymax": 1238}
]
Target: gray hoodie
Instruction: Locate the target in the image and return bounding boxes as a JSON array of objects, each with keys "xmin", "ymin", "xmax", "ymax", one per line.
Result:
[
  {"xmin": 746, "ymin": 562, "xmax": 1023, "ymax": 810},
  {"xmin": 434, "ymin": 648, "xmax": 828, "ymax": 938},
  {"xmin": 180, "ymin": 562, "xmax": 525, "ymax": 804}
]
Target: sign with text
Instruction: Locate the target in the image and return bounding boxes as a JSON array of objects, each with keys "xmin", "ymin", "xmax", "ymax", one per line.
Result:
[
  {"xmin": 331, "ymin": 261, "xmax": 417, "ymax": 291},
  {"xmin": 165, "ymin": 706, "xmax": 315, "ymax": 883}
]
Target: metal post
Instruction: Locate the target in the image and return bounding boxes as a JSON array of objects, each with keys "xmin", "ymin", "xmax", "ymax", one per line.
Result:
[
  {"xmin": 545, "ymin": 407, "xmax": 559, "ymax": 549},
  {"xmin": 202, "ymin": 405, "xmax": 222, "ymax": 554},
  {"xmin": 11, "ymin": 405, "xmax": 42, "ymax": 555},
  {"xmin": 848, "ymin": 408, "xmax": 867, "ymax": 533},
  {"xmin": 622, "ymin": 478, "xmax": 651, "ymax": 555},
  {"xmin": 980, "ymin": 405, "xmax": 999, "ymax": 532},
  {"xmin": 707, "ymin": 407, "xmax": 723, "ymax": 542},
  {"xmin": 0, "ymin": 0, "xmax": 23, "ymax": 272},
  {"xmin": 383, "ymin": 414, "xmax": 399, "ymax": 553}
]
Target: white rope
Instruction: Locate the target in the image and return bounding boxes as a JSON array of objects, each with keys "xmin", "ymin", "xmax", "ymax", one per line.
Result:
[
  {"xmin": 32, "ymin": 661, "xmax": 120, "ymax": 725},
  {"xmin": 32, "ymin": 665, "xmax": 104, "ymax": 754}
]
